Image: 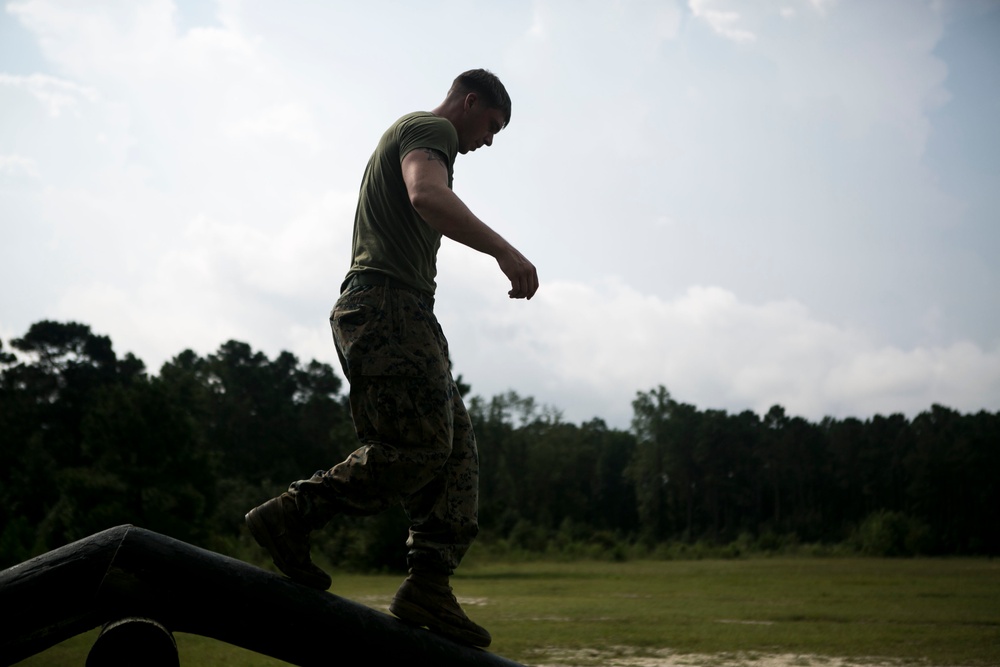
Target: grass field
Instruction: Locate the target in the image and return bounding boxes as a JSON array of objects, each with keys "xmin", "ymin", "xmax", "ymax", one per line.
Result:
[{"xmin": 14, "ymin": 557, "xmax": 1000, "ymax": 666}]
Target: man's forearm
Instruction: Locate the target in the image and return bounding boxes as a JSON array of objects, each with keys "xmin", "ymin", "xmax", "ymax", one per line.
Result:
[
  {"xmin": 411, "ymin": 185, "xmax": 512, "ymax": 258},
  {"xmin": 408, "ymin": 178, "xmax": 538, "ymax": 300}
]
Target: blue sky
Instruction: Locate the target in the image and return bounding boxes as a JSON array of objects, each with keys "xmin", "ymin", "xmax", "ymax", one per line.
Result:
[{"xmin": 2, "ymin": 0, "xmax": 998, "ymax": 428}]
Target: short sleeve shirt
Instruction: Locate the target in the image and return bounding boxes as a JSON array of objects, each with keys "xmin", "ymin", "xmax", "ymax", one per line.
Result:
[{"xmin": 346, "ymin": 112, "xmax": 459, "ymax": 295}]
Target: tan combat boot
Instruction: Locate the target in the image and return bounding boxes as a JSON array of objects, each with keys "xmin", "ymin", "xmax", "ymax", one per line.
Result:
[
  {"xmin": 245, "ymin": 493, "xmax": 331, "ymax": 590},
  {"xmin": 389, "ymin": 572, "xmax": 492, "ymax": 647}
]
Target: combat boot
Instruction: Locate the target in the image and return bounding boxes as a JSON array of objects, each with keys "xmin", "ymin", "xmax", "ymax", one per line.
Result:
[
  {"xmin": 245, "ymin": 493, "xmax": 331, "ymax": 590},
  {"xmin": 389, "ymin": 572, "xmax": 492, "ymax": 648}
]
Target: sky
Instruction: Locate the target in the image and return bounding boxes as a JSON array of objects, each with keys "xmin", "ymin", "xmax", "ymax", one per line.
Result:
[{"xmin": 1, "ymin": 0, "xmax": 999, "ymax": 429}]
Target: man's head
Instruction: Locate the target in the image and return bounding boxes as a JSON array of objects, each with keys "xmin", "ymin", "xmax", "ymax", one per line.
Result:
[
  {"xmin": 440, "ymin": 69, "xmax": 512, "ymax": 154},
  {"xmin": 449, "ymin": 69, "xmax": 511, "ymax": 129}
]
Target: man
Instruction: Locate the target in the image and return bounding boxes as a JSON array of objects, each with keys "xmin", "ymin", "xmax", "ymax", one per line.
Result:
[{"xmin": 245, "ymin": 69, "xmax": 537, "ymax": 648}]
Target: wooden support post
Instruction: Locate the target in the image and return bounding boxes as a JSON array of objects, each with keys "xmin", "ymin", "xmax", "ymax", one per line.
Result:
[
  {"xmin": 0, "ymin": 525, "xmax": 525, "ymax": 667},
  {"xmin": 86, "ymin": 617, "xmax": 179, "ymax": 667}
]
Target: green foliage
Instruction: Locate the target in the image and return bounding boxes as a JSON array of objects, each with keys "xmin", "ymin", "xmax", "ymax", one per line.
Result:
[
  {"xmin": 2, "ymin": 321, "xmax": 999, "ymax": 574},
  {"xmin": 0, "ymin": 516, "xmax": 34, "ymax": 565},
  {"xmin": 0, "ymin": 321, "xmax": 353, "ymax": 566},
  {"xmin": 318, "ymin": 510, "xmax": 410, "ymax": 573},
  {"xmin": 850, "ymin": 510, "xmax": 932, "ymax": 557}
]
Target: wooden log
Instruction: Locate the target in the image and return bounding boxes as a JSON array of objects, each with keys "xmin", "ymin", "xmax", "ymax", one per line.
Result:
[
  {"xmin": 0, "ymin": 524, "xmax": 127, "ymax": 664},
  {"xmin": 0, "ymin": 525, "xmax": 525, "ymax": 667}
]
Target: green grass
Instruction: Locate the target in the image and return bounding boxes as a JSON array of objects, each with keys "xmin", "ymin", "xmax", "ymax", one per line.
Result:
[{"xmin": 14, "ymin": 557, "xmax": 1000, "ymax": 666}]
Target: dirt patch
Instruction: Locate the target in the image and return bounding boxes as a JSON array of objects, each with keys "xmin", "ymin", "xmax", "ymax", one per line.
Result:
[
  {"xmin": 528, "ymin": 646, "xmax": 935, "ymax": 667},
  {"xmin": 355, "ymin": 593, "xmax": 489, "ymax": 612}
]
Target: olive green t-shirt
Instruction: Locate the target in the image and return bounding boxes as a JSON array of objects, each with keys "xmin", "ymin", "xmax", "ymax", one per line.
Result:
[{"xmin": 346, "ymin": 112, "xmax": 459, "ymax": 295}]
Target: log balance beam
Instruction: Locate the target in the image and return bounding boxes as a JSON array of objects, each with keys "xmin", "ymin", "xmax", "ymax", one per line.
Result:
[{"xmin": 0, "ymin": 525, "xmax": 525, "ymax": 667}]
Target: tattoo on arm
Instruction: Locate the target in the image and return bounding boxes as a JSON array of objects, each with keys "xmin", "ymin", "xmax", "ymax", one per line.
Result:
[{"xmin": 420, "ymin": 148, "xmax": 447, "ymax": 165}]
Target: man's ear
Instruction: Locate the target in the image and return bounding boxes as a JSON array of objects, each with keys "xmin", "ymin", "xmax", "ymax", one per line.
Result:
[{"xmin": 464, "ymin": 92, "xmax": 478, "ymax": 110}]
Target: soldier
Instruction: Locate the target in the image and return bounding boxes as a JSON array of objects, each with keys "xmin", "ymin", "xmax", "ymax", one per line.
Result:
[{"xmin": 246, "ymin": 69, "xmax": 538, "ymax": 648}]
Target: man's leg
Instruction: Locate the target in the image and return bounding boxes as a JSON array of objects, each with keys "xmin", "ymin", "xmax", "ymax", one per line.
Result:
[
  {"xmin": 246, "ymin": 369, "xmax": 455, "ymax": 590},
  {"xmin": 246, "ymin": 285, "xmax": 454, "ymax": 588},
  {"xmin": 390, "ymin": 388, "xmax": 492, "ymax": 647},
  {"xmin": 401, "ymin": 387, "xmax": 479, "ymax": 574},
  {"xmin": 290, "ymin": 284, "xmax": 457, "ymax": 519},
  {"xmin": 289, "ymin": 370, "xmax": 456, "ymax": 517}
]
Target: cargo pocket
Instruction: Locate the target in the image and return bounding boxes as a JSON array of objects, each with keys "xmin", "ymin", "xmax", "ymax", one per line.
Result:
[{"xmin": 331, "ymin": 295, "xmax": 423, "ymax": 378}]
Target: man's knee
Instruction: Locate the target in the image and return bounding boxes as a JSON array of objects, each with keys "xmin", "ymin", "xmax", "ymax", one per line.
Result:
[{"xmin": 359, "ymin": 376, "xmax": 454, "ymax": 450}]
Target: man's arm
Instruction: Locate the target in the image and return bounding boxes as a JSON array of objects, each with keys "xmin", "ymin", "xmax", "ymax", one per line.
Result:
[{"xmin": 401, "ymin": 147, "xmax": 538, "ymax": 300}]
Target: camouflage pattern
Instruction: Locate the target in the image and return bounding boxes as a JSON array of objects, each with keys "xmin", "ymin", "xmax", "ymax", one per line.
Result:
[{"xmin": 288, "ymin": 283, "xmax": 479, "ymax": 574}]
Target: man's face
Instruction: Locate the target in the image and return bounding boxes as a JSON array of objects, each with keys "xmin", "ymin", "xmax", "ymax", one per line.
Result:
[{"xmin": 459, "ymin": 94, "xmax": 506, "ymax": 154}]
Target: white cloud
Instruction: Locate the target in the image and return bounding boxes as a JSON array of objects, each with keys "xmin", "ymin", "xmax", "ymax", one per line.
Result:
[
  {"xmin": 45, "ymin": 185, "xmax": 357, "ymax": 372},
  {"xmin": 689, "ymin": 0, "xmax": 756, "ymax": 43},
  {"xmin": 526, "ymin": 2, "xmax": 546, "ymax": 39},
  {"xmin": 0, "ymin": 73, "xmax": 98, "ymax": 116},
  {"xmin": 225, "ymin": 103, "xmax": 322, "ymax": 149},
  {"xmin": 654, "ymin": 4, "xmax": 684, "ymax": 41},
  {"xmin": 0, "ymin": 154, "xmax": 40, "ymax": 177},
  {"xmin": 6, "ymin": 0, "xmax": 256, "ymax": 79},
  {"xmin": 8, "ymin": 0, "xmax": 173, "ymax": 76},
  {"xmin": 680, "ymin": 1, "xmax": 947, "ymax": 158},
  {"xmin": 824, "ymin": 342, "xmax": 1000, "ymax": 411},
  {"xmin": 176, "ymin": 190, "xmax": 355, "ymax": 299},
  {"xmin": 439, "ymin": 277, "xmax": 1000, "ymax": 427},
  {"xmin": 808, "ymin": 0, "xmax": 837, "ymax": 15},
  {"xmin": 760, "ymin": 1, "xmax": 948, "ymax": 157}
]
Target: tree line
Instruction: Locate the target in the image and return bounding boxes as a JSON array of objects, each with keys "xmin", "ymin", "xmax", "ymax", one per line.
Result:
[{"xmin": 1, "ymin": 320, "xmax": 997, "ymax": 571}]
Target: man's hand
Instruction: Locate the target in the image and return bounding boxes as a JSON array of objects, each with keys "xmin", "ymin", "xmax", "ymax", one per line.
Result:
[{"xmin": 497, "ymin": 245, "xmax": 538, "ymax": 299}]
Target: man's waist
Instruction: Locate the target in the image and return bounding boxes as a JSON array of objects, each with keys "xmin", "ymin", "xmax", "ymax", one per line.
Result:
[{"xmin": 341, "ymin": 272, "xmax": 435, "ymax": 303}]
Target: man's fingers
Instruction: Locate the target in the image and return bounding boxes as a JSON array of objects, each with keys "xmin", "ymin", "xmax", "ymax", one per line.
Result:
[
  {"xmin": 507, "ymin": 270, "xmax": 538, "ymax": 299},
  {"xmin": 521, "ymin": 268, "xmax": 538, "ymax": 299}
]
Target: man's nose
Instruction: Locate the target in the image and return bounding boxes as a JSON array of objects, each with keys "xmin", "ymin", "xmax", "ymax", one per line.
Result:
[{"xmin": 484, "ymin": 133, "xmax": 494, "ymax": 147}]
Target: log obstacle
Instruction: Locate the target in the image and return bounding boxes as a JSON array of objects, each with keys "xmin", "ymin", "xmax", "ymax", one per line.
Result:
[{"xmin": 0, "ymin": 525, "xmax": 525, "ymax": 667}]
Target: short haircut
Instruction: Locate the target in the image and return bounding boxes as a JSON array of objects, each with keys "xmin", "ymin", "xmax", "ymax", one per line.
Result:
[{"xmin": 450, "ymin": 69, "xmax": 512, "ymax": 129}]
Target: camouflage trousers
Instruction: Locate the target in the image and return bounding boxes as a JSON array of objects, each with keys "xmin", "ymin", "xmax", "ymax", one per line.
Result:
[{"xmin": 288, "ymin": 282, "xmax": 479, "ymax": 575}]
